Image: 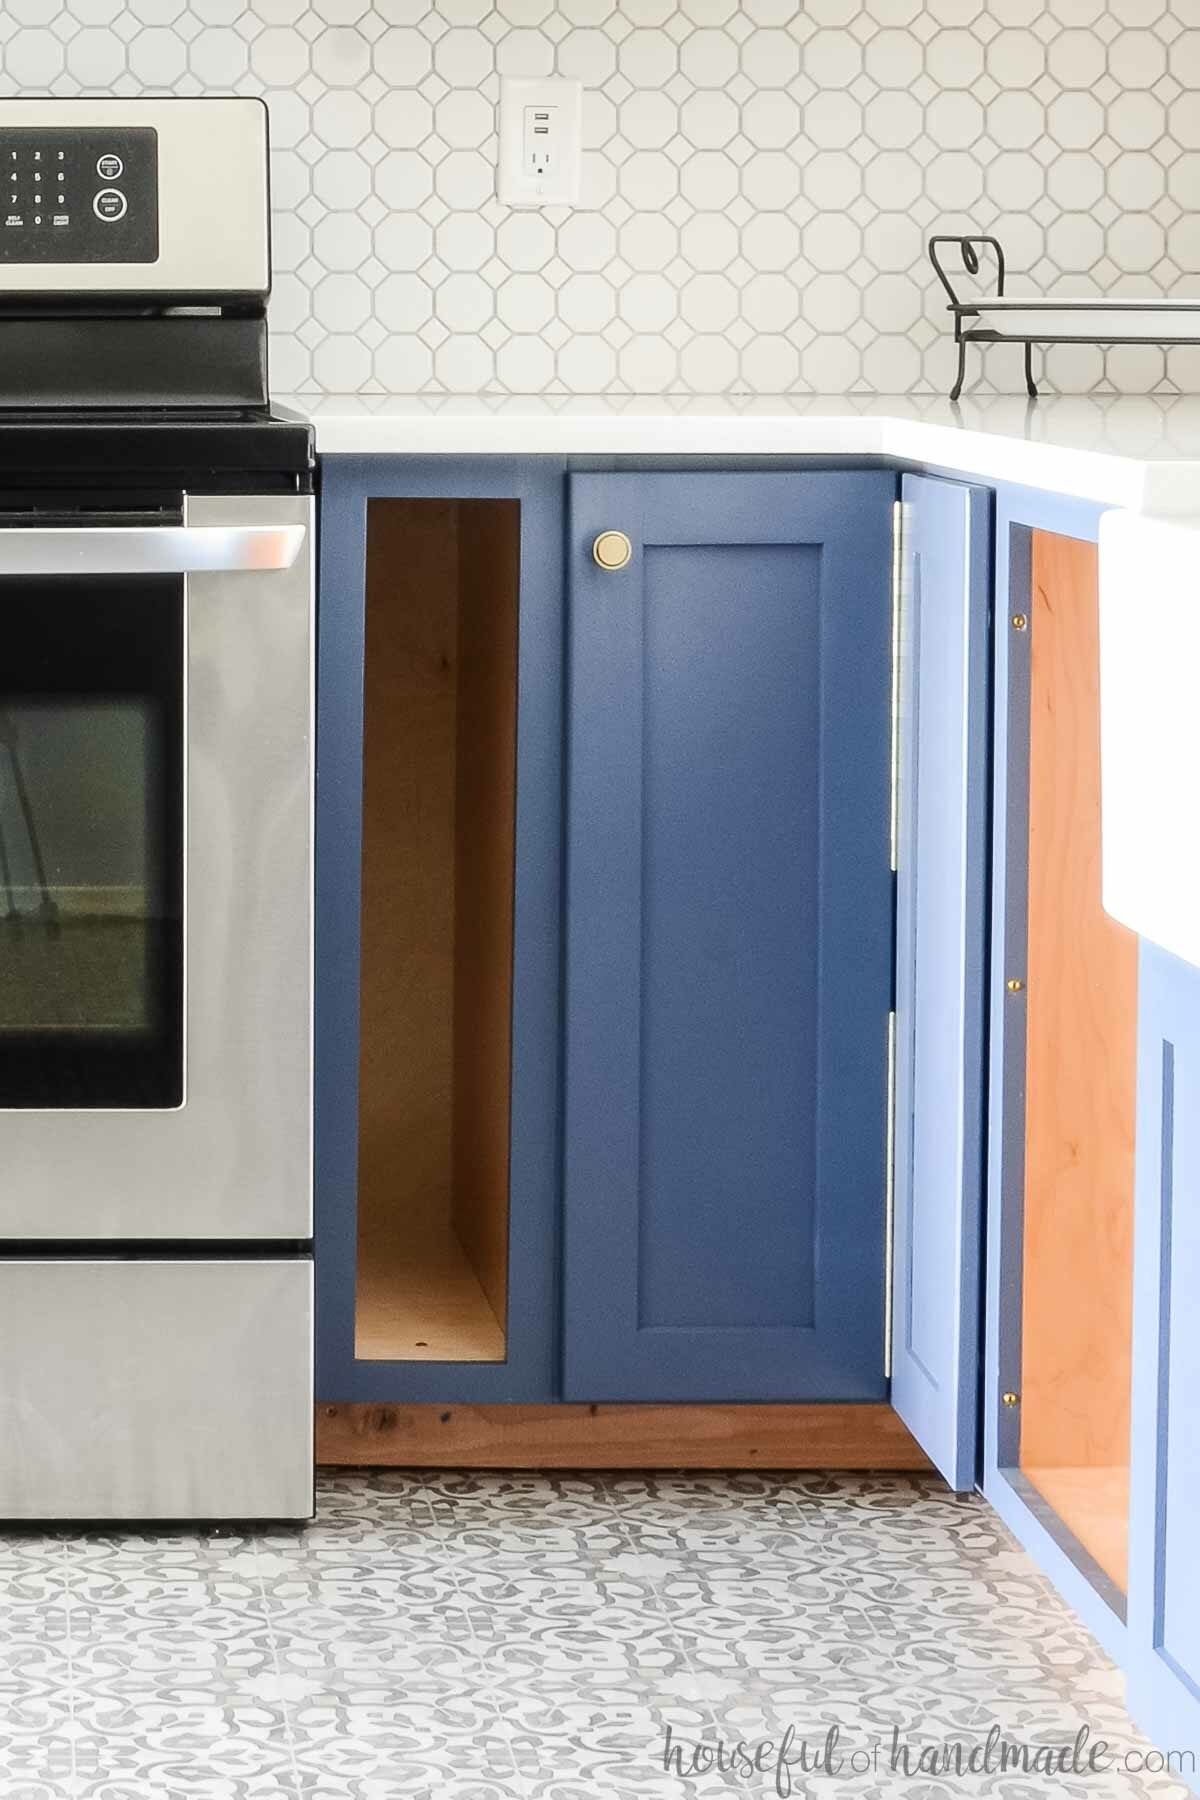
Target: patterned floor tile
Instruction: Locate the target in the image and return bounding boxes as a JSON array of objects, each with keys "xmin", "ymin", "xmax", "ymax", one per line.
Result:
[
  {"xmin": 0, "ymin": 1472, "xmax": 1190, "ymax": 1800},
  {"xmin": 417, "ymin": 1470, "xmax": 622, "ymax": 1533},
  {"xmin": 286, "ymin": 1690, "xmax": 518, "ymax": 1795},
  {"xmin": 62, "ymin": 1722, "xmax": 297, "ymax": 1798},
  {"xmin": 269, "ymin": 1629, "xmax": 491, "ymax": 1706},
  {"xmin": 0, "ymin": 1644, "xmax": 74, "ymax": 1796}
]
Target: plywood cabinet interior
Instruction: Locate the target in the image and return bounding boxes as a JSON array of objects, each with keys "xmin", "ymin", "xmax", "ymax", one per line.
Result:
[
  {"xmin": 356, "ymin": 498, "xmax": 519, "ymax": 1363},
  {"xmin": 1019, "ymin": 530, "xmax": 1138, "ymax": 1593}
]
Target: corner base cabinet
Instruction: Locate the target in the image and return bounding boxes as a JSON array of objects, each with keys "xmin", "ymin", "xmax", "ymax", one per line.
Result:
[{"xmin": 318, "ymin": 461, "xmax": 924, "ymax": 1415}]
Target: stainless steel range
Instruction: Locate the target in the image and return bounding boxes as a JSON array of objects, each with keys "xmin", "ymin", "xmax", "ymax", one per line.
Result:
[{"xmin": 0, "ymin": 98, "xmax": 313, "ymax": 1521}]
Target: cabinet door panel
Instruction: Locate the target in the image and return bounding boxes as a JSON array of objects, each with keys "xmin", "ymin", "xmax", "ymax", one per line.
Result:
[
  {"xmin": 564, "ymin": 472, "xmax": 895, "ymax": 1401},
  {"xmin": 891, "ymin": 474, "xmax": 991, "ymax": 1490},
  {"xmin": 1127, "ymin": 942, "xmax": 1200, "ymax": 1787}
]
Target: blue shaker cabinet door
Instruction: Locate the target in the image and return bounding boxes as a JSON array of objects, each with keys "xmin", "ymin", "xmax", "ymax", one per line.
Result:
[
  {"xmin": 890, "ymin": 475, "xmax": 991, "ymax": 1491},
  {"xmin": 563, "ymin": 472, "xmax": 896, "ymax": 1402},
  {"xmin": 1127, "ymin": 943, "xmax": 1200, "ymax": 1792}
]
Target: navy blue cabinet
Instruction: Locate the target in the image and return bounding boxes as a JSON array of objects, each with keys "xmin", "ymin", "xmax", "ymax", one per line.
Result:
[
  {"xmin": 316, "ymin": 457, "xmax": 979, "ymax": 1419},
  {"xmin": 562, "ymin": 472, "xmax": 897, "ymax": 1402}
]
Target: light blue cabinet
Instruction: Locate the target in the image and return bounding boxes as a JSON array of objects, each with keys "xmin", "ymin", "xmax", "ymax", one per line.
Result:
[
  {"xmin": 562, "ymin": 471, "xmax": 897, "ymax": 1402},
  {"xmin": 891, "ymin": 473, "xmax": 991, "ymax": 1491},
  {"xmin": 1127, "ymin": 942, "xmax": 1200, "ymax": 1778}
]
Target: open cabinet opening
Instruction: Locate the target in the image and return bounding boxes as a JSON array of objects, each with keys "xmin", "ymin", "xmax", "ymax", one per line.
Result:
[
  {"xmin": 356, "ymin": 498, "xmax": 519, "ymax": 1363},
  {"xmin": 1018, "ymin": 530, "xmax": 1136, "ymax": 1596}
]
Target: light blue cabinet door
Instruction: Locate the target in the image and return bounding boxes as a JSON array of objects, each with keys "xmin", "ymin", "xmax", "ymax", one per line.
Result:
[
  {"xmin": 563, "ymin": 471, "xmax": 896, "ymax": 1402},
  {"xmin": 1127, "ymin": 942, "xmax": 1200, "ymax": 1791},
  {"xmin": 891, "ymin": 474, "xmax": 991, "ymax": 1491}
]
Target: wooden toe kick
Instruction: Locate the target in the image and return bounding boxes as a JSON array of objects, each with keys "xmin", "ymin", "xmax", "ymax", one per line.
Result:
[{"xmin": 315, "ymin": 1402, "xmax": 932, "ymax": 1470}]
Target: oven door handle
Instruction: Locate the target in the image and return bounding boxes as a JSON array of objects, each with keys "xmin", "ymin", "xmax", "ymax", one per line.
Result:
[{"xmin": 0, "ymin": 524, "xmax": 307, "ymax": 577}]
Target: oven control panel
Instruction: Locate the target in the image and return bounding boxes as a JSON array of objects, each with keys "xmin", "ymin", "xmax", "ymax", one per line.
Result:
[
  {"xmin": 0, "ymin": 127, "xmax": 158, "ymax": 264},
  {"xmin": 0, "ymin": 101, "xmax": 265, "ymax": 298}
]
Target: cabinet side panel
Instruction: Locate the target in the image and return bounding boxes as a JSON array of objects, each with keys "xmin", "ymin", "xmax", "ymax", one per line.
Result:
[
  {"xmin": 1020, "ymin": 531, "xmax": 1137, "ymax": 1585},
  {"xmin": 452, "ymin": 502, "xmax": 520, "ymax": 1334},
  {"xmin": 357, "ymin": 501, "xmax": 458, "ymax": 1282}
]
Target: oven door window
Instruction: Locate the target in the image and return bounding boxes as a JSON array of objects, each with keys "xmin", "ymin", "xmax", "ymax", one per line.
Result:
[{"xmin": 0, "ymin": 577, "xmax": 183, "ymax": 1108}]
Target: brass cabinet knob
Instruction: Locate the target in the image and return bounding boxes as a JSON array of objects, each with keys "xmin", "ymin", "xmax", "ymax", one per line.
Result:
[{"xmin": 592, "ymin": 530, "xmax": 633, "ymax": 571}]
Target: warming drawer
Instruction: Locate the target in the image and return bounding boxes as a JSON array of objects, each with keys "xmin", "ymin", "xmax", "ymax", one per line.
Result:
[{"xmin": 0, "ymin": 1258, "xmax": 312, "ymax": 1520}]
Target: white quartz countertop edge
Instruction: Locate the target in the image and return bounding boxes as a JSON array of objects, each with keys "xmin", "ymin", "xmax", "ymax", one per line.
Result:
[{"xmin": 289, "ymin": 399, "xmax": 1200, "ymax": 515}]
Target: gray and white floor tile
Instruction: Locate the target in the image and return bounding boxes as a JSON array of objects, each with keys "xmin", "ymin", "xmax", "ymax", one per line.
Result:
[{"xmin": 0, "ymin": 1474, "xmax": 1189, "ymax": 1798}]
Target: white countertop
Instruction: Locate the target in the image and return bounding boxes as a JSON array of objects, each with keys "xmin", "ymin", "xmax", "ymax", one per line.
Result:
[{"xmin": 286, "ymin": 392, "xmax": 1200, "ymax": 514}]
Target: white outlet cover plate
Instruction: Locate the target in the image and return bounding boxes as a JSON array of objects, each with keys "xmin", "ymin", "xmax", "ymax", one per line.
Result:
[{"xmin": 498, "ymin": 76, "xmax": 582, "ymax": 209}]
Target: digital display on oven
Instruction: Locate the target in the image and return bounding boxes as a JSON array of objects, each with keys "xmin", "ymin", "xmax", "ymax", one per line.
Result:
[{"xmin": 0, "ymin": 126, "xmax": 158, "ymax": 265}]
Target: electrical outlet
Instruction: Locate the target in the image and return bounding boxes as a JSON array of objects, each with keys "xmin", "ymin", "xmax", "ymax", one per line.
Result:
[{"xmin": 498, "ymin": 77, "xmax": 582, "ymax": 209}]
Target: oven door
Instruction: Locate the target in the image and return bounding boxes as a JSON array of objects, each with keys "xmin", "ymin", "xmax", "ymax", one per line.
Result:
[{"xmin": 0, "ymin": 492, "xmax": 312, "ymax": 1240}]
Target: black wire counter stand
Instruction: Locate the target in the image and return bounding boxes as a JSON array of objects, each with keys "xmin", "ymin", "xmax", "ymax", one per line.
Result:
[{"xmin": 929, "ymin": 235, "xmax": 1200, "ymax": 401}]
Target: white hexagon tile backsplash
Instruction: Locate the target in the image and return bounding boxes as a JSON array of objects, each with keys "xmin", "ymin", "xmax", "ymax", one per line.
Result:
[{"xmin": 3, "ymin": 0, "xmax": 1200, "ymax": 397}]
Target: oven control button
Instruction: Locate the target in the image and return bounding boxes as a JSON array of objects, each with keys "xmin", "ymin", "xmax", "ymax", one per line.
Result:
[
  {"xmin": 93, "ymin": 188, "xmax": 127, "ymax": 222},
  {"xmin": 96, "ymin": 154, "xmax": 123, "ymax": 180}
]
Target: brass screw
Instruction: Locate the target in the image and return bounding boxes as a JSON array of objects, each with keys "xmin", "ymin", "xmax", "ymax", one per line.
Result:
[
  {"xmin": 1007, "ymin": 978, "xmax": 1024, "ymax": 993},
  {"xmin": 1002, "ymin": 1392, "xmax": 1020, "ymax": 1408},
  {"xmin": 1012, "ymin": 613, "xmax": 1028, "ymax": 630}
]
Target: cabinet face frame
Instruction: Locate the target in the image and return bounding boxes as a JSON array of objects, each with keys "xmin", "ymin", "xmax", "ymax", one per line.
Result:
[
  {"xmin": 982, "ymin": 482, "xmax": 1130, "ymax": 1666},
  {"xmin": 315, "ymin": 456, "xmax": 566, "ymax": 1403}
]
